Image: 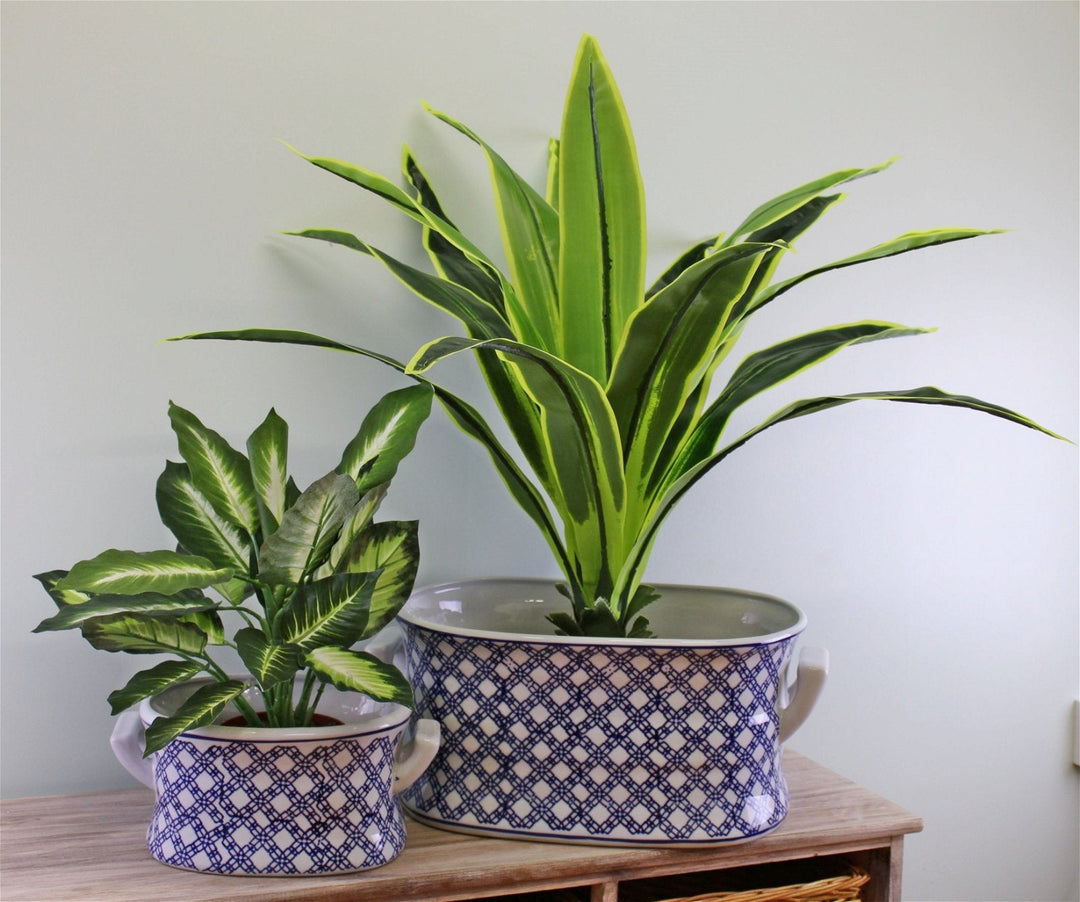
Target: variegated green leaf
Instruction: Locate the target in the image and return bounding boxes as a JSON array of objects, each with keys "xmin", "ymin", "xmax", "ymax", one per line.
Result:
[
  {"xmin": 725, "ymin": 158, "xmax": 896, "ymax": 245},
  {"xmin": 426, "ymin": 104, "xmax": 560, "ymax": 353},
  {"xmin": 334, "ymin": 520, "xmax": 420, "ymax": 637},
  {"xmin": 287, "ymin": 228, "xmax": 511, "ymax": 342},
  {"xmin": 33, "ymin": 569, "xmax": 89, "ymax": 609},
  {"xmin": 410, "ymin": 335, "xmax": 626, "ymax": 607},
  {"xmin": 180, "ymin": 609, "xmax": 226, "ymax": 645},
  {"xmin": 305, "ymin": 647, "xmax": 414, "ymax": 708},
  {"xmin": 107, "ymin": 660, "xmax": 203, "ymax": 715},
  {"xmin": 247, "ymin": 408, "xmax": 289, "ymax": 533},
  {"xmin": 143, "ymin": 680, "xmax": 247, "ymax": 756},
  {"xmin": 318, "ymin": 483, "xmax": 388, "ymax": 577},
  {"xmin": 168, "ymin": 402, "xmax": 259, "ymax": 533},
  {"xmin": 56, "ymin": 549, "xmax": 233, "ymax": 596},
  {"xmin": 277, "ymin": 570, "xmax": 381, "ymax": 651},
  {"xmin": 750, "ymin": 228, "xmax": 1006, "ymax": 314},
  {"xmin": 337, "ymin": 384, "xmax": 433, "ymax": 494},
  {"xmin": 558, "ymin": 35, "xmax": 647, "ymax": 382},
  {"xmin": 157, "ymin": 461, "xmax": 253, "ymax": 571},
  {"xmin": 235, "ymin": 628, "xmax": 301, "ymax": 689},
  {"xmin": 608, "ymin": 243, "xmax": 769, "ymax": 513},
  {"xmin": 258, "ymin": 472, "xmax": 358, "ymax": 585},
  {"xmin": 80, "ymin": 612, "xmax": 209, "ymax": 656},
  {"xmin": 402, "ymin": 147, "xmax": 506, "ymax": 311},
  {"xmin": 33, "ymin": 591, "xmax": 219, "ymax": 632}
]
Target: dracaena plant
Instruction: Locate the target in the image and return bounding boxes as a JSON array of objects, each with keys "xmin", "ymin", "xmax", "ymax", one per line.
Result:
[
  {"xmin": 173, "ymin": 35, "xmax": 1065, "ymax": 639},
  {"xmin": 34, "ymin": 385, "xmax": 432, "ymax": 755}
]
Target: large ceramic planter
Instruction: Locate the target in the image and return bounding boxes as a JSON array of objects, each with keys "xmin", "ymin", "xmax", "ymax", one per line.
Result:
[
  {"xmin": 390, "ymin": 579, "xmax": 827, "ymax": 847},
  {"xmin": 110, "ymin": 677, "xmax": 440, "ymax": 875}
]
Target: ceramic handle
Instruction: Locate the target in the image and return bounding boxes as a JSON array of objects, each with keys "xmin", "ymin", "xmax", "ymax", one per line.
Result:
[
  {"xmin": 393, "ymin": 718, "xmax": 440, "ymax": 795},
  {"xmin": 109, "ymin": 708, "xmax": 156, "ymax": 789},
  {"xmin": 778, "ymin": 646, "xmax": 829, "ymax": 743}
]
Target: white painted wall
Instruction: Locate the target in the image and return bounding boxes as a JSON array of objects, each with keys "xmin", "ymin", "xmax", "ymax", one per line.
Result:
[{"xmin": 2, "ymin": 3, "xmax": 1076, "ymax": 899}]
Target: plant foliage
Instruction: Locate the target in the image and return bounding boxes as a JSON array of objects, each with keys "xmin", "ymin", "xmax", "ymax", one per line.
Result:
[
  {"xmin": 35, "ymin": 386, "xmax": 432, "ymax": 753},
  {"xmin": 172, "ymin": 35, "xmax": 1065, "ymax": 638}
]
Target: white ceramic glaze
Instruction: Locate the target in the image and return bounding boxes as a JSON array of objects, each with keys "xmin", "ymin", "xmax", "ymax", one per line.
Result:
[
  {"xmin": 110, "ymin": 677, "xmax": 440, "ymax": 875},
  {"xmin": 390, "ymin": 579, "xmax": 827, "ymax": 846}
]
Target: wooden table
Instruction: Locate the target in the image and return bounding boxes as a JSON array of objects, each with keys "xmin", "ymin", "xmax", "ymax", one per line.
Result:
[{"xmin": 0, "ymin": 751, "xmax": 921, "ymax": 902}]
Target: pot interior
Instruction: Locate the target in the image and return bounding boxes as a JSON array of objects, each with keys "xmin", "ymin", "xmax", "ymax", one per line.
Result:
[{"xmin": 401, "ymin": 579, "xmax": 805, "ymax": 645}]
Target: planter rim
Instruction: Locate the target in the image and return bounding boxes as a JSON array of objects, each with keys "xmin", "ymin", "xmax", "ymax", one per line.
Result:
[
  {"xmin": 140, "ymin": 676, "xmax": 412, "ymax": 743},
  {"xmin": 399, "ymin": 577, "xmax": 807, "ymax": 648}
]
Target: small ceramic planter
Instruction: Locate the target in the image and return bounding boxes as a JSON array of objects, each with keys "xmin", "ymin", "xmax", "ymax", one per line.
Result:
[
  {"xmin": 110, "ymin": 677, "xmax": 439, "ymax": 875},
  {"xmin": 385, "ymin": 579, "xmax": 827, "ymax": 847}
]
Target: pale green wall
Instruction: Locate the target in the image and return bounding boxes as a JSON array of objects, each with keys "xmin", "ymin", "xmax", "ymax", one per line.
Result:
[{"xmin": 2, "ymin": 2, "xmax": 1077, "ymax": 899}]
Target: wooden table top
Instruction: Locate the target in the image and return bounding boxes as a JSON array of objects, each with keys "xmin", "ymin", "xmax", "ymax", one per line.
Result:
[{"xmin": 0, "ymin": 751, "xmax": 921, "ymax": 902}]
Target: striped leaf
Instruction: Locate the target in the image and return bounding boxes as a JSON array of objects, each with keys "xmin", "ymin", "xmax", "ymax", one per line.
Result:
[
  {"xmin": 258, "ymin": 472, "xmax": 358, "ymax": 586},
  {"xmin": 143, "ymin": 680, "xmax": 247, "ymax": 756},
  {"xmin": 337, "ymin": 384, "xmax": 433, "ymax": 494},
  {"xmin": 33, "ymin": 591, "xmax": 219, "ymax": 633},
  {"xmin": 247, "ymin": 408, "xmax": 289, "ymax": 533},
  {"xmin": 333, "ymin": 520, "xmax": 420, "ymax": 637},
  {"xmin": 725, "ymin": 158, "xmax": 896, "ymax": 245},
  {"xmin": 157, "ymin": 461, "xmax": 253, "ymax": 571},
  {"xmin": 319, "ymin": 483, "xmax": 388, "ymax": 576},
  {"xmin": 426, "ymin": 104, "xmax": 561, "ymax": 353},
  {"xmin": 402, "ymin": 148, "xmax": 505, "ymax": 311},
  {"xmin": 55, "ymin": 549, "xmax": 232, "ymax": 596},
  {"xmin": 107, "ymin": 660, "xmax": 203, "ymax": 715},
  {"xmin": 305, "ymin": 647, "xmax": 414, "ymax": 709},
  {"xmin": 168, "ymin": 403, "xmax": 259, "ymax": 534},
  {"xmin": 750, "ymin": 228, "xmax": 1005, "ymax": 314},
  {"xmin": 80, "ymin": 612, "xmax": 209, "ymax": 656},
  {"xmin": 410, "ymin": 335, "xmax": 626, "ymax": 606},
  {"xmin": 557, "ymin": 35, "xmax": 646, "ymax": 382},
  {"xmin": 235, "ymin": 628, "xmax": 301, "ymax": 689},
  {"xmin": 277, "ymin": 570, "xmax": 381, "ymax": 651}
]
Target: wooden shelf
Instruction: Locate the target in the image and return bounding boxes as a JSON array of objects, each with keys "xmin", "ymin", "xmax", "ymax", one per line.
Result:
[{"xmin": 0, "ymin": 751, "xmax": 921, "ymax": 902}]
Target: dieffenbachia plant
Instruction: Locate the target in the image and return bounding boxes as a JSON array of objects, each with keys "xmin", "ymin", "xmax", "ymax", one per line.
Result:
[
  {"xmin": 34, "ymin": 385, "xmax": 432, "ymax": 754},
  {"xmin": 172, "ymin": 35, "xmax": 1065, "ymax": 638}
]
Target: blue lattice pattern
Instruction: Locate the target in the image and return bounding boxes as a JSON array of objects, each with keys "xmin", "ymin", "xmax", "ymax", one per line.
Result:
[
  {"xmin": 146, "ymin": 731, "xmax": 408, "ymax": 874},
  {"xmin": 400, "ymin": 626, "xmax": 797, "ymax": 845}
]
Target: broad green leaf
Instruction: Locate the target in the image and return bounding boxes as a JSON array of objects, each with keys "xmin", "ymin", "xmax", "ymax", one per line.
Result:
[
  {"xmin": 558, "ymin": 35, "xmax": 647, "ymax": 381},
  {"xmin": 247, "ymin": 408, "xmax": 289, "ymax": 533},
  {"xmin": 168, "ymin": 403, "xmax": 259, "ymax": 533},
  {"xmin": 305, "ymin": 647, "xmax": 414, "ymax": 709},
  {"xmin": 143, "ymin": 680, "xmax": 247, "ymax": 756},
  {"xmin": 725, "ymin": 158, "xmax": 896, "ymax": 245},
  {"xmin": 33, "ymin": 591, "xmax": 219, "ymax": 632},
  {"xmin": 670, "ymin": 322, "xmax": 933, "ymax": 480},
  {"xmin": 337, "ymin": 384, "xmax": 433, "ymax": 493},
  {"xmin": 319, "ymin": 483, "xmax": 388, "ymax": 576},
  {"xmin": 168, "ymin": 328, "xmax": 575, "ymax": 596},
  {"xmin": 107, "ymin": 660, "xmax": 203, "ymax": 715},
  {"xmin": 426, "ymin": 103, "xmax": 561, "ymax": 353},
  {"xmin": 278, "ymin": 570, "xmax": 382, "ymax": 651},
  {"xmin": 402, "ymin": 147, "xmax": 506, "ymax": 311},
  {"xmin": 33, "ymin": 569, "xmax": 89, "ymax": 609},
  {"xmin": 56, "ymin": 549, "xmax": 233, "ymax": 596},
  {"xmin": 645, "ymin": 235, "xmax": 723, "ymax": 300},
  {"xmin": 334, "ymin": 520, "xmax": 420, "ymax": 637},
  {"xmin": 287, "ymin": 229, "xmax": 511, "ymax": 342},
  {"xmin": 80, "ymin": 612, "xmax": 209, "ymax": 656},
  {"xmin": 157, "ymin": 461, "xmax": 253, "ymax": 572},
  {"xmin": 180, "ymin": 609, "xmax": 226, "ymax": 645},
  {"xmin": 235, "ymin": 628, "xmax": 301, "ymax": 689},
  {"xmin": 750, "ymin": 228, "xmax": 1006, "ymax": 314},
  {"xmin": 545, "ymin": 137, "xmax": 560, "ymax": 208},
  {"xmin": 258, "ymin": 472, "xmax": 359, "ymax": 585}
]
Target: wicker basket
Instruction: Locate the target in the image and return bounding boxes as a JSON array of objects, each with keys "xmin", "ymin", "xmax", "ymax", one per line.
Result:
[{"xmin": 656, "ymin": 867, "xmax": 870, "ymax": 902}]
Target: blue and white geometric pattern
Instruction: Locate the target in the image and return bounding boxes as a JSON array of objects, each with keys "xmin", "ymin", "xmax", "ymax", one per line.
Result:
[
  {"xmin": 400, "ymin": 625, "xmax": 797, "ymax": 845},
  {"xmin": 146, "ymin": 730, "xmax": 407, "ymax": 875}
]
